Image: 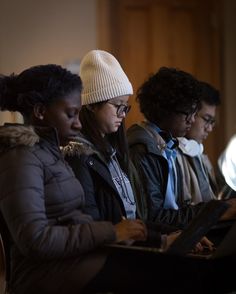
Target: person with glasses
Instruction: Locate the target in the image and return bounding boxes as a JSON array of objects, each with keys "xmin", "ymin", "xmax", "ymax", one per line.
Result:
[
  {"xmin": 127, "ymin": 67, "xmax": 236, "ymax": 230},
  {"xmin": 177, "ymin": 81, "xmax": 220, "ymax": 204},
  {"xmin": 127, "ymin": 67, "xmax": 201, "ymax": 229}
]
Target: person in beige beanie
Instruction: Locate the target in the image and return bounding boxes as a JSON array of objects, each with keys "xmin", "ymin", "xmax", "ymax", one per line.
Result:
[{"xmin": 64, "ymin": 49, "xmax": 144, "ymax": 221}]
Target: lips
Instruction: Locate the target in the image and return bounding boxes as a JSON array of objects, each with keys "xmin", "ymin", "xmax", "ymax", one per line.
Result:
[
  {"xmin": 115, "ymin": 121, "xmax": 122, "ymax": 127},
  {"xmin": 67, "ymin": 134, "xmax": 80, "ymax": 141}
]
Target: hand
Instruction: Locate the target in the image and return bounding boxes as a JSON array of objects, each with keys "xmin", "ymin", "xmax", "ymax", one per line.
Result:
[
  {"xmin": 164, "ymin": 231, "xmax": 182, "ymax": 250},
  {"xmin": 192, "ymin": 236, "xmax": 214, "ymax": 253},
  {"xmin": 220, "ymin": 198, "xmax": 236, "ymax": 221},
  {"xmin": 114, "ymin": 218, "xmax": 147, "ymax": 243},
  {"xmin": 164, "ymin": 232, "xmax": 214, "ymax": 253}
]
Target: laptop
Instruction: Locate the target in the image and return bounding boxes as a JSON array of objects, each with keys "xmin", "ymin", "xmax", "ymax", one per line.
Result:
[
  {"xmin": 107, "ymin": 200, "xmax": 232, "ymax": 258},
  {"xmin": 166, "ymin": 199, "xmax": 230, "ymax": 257}
]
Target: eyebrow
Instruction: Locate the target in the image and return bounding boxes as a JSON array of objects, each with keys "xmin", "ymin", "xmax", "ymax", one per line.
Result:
[{"xmin": 201, "ymin": 114, "xmax": 215, "ymax": 118}]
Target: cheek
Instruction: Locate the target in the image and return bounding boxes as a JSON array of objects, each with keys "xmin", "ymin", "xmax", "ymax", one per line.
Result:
[
  {"xmin": 95, "ymin": 112, "xmax": 111, "ymax": 133},
  {"xmin": 173, "ymin": 119, "xmax": 186, "ymax": 131},
  {"xmin": 194, "ymin": 123, "xmax": 205, "ymax": 136},
  {"xmin": 43, "ymin": 111, "xmax": 64, "ymax": 127},
  {"xmin": 55, "ymin": 124, "xmax": 69, "ymax": 139},
  {"xmin": 102, "ymin": 115, "xmax": 118, "ymax": 134}
]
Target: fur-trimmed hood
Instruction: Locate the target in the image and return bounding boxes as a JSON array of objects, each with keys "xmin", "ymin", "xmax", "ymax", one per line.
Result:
[
  {"xmin": 62, "ymin": 135, "xmax": 99, "ymax": 158},
  {"xmin": 0, "ymin": 124, "xmax": 39, "ymax": 153}
]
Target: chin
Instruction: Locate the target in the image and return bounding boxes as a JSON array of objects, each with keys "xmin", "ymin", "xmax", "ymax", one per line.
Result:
[
  {"xmin": 176, "ymin": 131, "xmax": 187, "ymax": 137},
  {"xmin": 60, "ymin": 137, "xmax": 71, "ymax": 146},
  {"xmin": 60, "ymin": 141, "xmax": 69, "ymax": 147}
]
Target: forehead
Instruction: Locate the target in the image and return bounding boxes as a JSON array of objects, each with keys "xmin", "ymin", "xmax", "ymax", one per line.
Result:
[
  {"xmin": 109, "ymin": 95, "xmax": 129, "ymax": 104},
  {"xmin": 198, "ymin": 101, "xmax": 216, "ymax": 116},
  {"xmin": 54, "ymin": 90, "xmax": 81, "ymax": 108}
]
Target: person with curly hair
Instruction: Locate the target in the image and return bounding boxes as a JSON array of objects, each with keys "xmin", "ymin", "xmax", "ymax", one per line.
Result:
[{"xmin": 127, "ymin": 67, "xmax": 236, "ymax": 230}]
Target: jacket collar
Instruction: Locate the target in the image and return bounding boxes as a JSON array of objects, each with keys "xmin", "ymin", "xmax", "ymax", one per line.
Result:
[
  {"xmin": 127, "ymin": 122, "xmax": 178, "ymax": 154},
  {"xmin": 62, "ymin": 135, "xmax": 99, "ymax": 157},
  {"xmin": 0, "ymin": 123, "xmax": 59, "ymax": 153},
  {"xmin": 0, "ymin": 124, "xmax": 39, "ymax": 152},
  {"xmin": 147, "ymin": 122, "xmax": 179, "ymax": 150}
]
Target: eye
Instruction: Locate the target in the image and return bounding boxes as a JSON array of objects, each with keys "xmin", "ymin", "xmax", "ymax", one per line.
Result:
[
  {"xmin": 67, "ymin": 110, "xmax": 79, "ymax": 119},
  {"xmin": 67, "ymin": 113, "xmax": 75, "ymax": 118}
]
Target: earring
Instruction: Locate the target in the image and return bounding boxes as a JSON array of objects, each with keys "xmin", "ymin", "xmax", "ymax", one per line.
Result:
[{"xmin": 39, "ymin": 115, "xmax": 44, "ymax": 120}]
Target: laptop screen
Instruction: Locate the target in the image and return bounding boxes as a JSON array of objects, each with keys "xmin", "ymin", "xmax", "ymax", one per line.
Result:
[{"xmin": 166, "ymin": 200, "xmax": 229, "ymax": 256}]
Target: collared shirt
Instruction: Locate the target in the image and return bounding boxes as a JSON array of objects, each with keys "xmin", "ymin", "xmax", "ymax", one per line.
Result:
[{"xmin": 148, "ymin": 122, "xmax": 178, "ymax": 210}]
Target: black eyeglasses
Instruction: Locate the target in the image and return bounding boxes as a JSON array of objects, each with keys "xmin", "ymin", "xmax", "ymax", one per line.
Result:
[
  {"xmin": 197, "ymin": 114, "xmax": 216, "ymax": 128},
  {"xmin": 108, "ymin": 102, "xmax": 131, "ymax": 117},
  {"xmin": 175, "ymin": 110, "xmax": 197, "ymax": 122}
]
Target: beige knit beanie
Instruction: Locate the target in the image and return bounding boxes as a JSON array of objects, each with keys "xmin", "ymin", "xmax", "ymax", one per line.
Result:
[{"xmin": 79, "ymin": 50, "xmax": 133, "ymax": 105}]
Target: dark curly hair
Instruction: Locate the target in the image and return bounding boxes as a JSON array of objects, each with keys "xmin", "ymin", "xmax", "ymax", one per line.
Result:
[
  {"xmin": 0, "ymin": 64, "xmax": 82, "ymax": 119},
  {"xmin": 136, "ymin": 67, "xmax": 201, "ymax": 124}
]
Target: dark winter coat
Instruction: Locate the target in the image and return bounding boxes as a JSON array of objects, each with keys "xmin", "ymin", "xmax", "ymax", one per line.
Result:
[
  {"xmin": 64, "ymin": 137, "xmax": 136, "ymax": 223},
  {"xmin": 127, "ymin": 123, "xmax": 206, "ymax": 229},
  {"xmin": 0, "ymin": 124, "xmax": 115, "ymax": 294}
]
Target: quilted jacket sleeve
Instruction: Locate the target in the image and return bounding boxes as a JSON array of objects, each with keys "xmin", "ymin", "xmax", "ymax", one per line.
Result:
[{"xmin": 0, "ymin": 147, "xmax": 116, "ymax": 260}]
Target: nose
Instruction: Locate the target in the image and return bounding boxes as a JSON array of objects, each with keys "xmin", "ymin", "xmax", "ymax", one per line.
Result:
[
  {"xmin": 186, "ymin": 113, "xmax": 196, "ymax": 125},
  {"xmin": 73, "ymin": 115, "xmax": 82, "ymax": 130},
  {"xmin": 119, "ymin": 111, "xmax": 126, "ymax": 119},
  {"xmin": 205, "ymin": 123, "xmax": 213, "ymax": 132},
  {"xmin": 190, "ymin": 112, "xmax": 196, "ymax": 123}
]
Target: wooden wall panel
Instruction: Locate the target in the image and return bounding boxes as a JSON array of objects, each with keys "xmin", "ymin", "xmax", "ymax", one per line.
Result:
[{"xmin": 97, "ymin": 0, "xmax": 222, "ymax": 167}]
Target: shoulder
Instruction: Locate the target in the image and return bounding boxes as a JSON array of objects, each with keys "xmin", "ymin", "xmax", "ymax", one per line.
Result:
[
  {"xmin": 127, "ymin": 123, "xmax": 165, "ymax": 156},
  {"xmin": 0, "ymin": 124, "xmax": 39, "ymax": 153},
  {"xmin": 127, "ymin": 123, "xmax": 156, "ymax": 150},
  {"xmin": 0, "ymin": 124, "xmax": 43, "ymax": 166}
]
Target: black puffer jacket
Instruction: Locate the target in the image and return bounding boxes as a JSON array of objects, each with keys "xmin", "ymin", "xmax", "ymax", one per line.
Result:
[
  {"xmin": 0, "ymin": 124, "xmax": 115, "ymax": 294},
  {"xmin": 127, "ymin": 123, "xmax": 206, "ymax": 229},
  {"xmin": 64, "ymin": 138, "xmax": 126, "ymax": 223}
]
